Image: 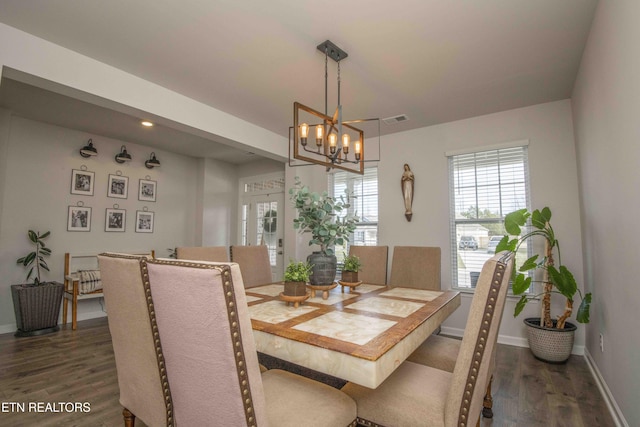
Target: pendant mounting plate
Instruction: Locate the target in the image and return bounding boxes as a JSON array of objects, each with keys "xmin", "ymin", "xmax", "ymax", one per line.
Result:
[{"xmin": 317, "ymin": 40, "xmax": 348, "ymax": 62}]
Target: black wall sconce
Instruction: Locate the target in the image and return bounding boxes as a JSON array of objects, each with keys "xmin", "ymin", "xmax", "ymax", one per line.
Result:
[
  {"xmin": 145, "ymin": 152, "xmax": 161, "ymax": 169},
  {"xmin": 79, "ymin": 139, "xmax": 98, "ymax": 158},
  {"xmin": 115, "ymin": 145, "xmax": 132, "ymax": 163}
]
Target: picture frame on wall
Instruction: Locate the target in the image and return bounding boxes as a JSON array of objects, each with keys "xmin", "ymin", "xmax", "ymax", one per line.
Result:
[
  {"xmin": 67, "ymin": 205, "xmax": 92, "ymax": 231},
  {"xmin": 107, "ymin": 174, "xmax": 129, "ymax": 199},
  {"xmin": 70, "ymin": 169, "xmax": 95, "ymax": 196},
  {"xmin": 105, "ymin": 208, "xmax": 126, "ymax": 232},
  {"xmin": 138, "ymin": 179, "xmax": 157, "ymax": 202},
  {"xmin": 135, "ymin": 210, "xmax": 154, "ymax": 233}
]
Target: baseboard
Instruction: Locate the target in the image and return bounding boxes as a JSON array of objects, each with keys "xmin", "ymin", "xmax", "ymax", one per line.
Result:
[
  {"xmin": 584, "ymin": 348, "xmax": 629, "ymax": 427},
  {"xmin": 440, "ymin": 326, "xmax": 585, "ymax": 355},
  {"xmin": 0, "ymin": 310, "xmax": 107, "ymax": 336}
]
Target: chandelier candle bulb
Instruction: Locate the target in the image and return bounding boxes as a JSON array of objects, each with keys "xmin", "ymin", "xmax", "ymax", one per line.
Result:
[
  {"xmin": 316, "ymin": 124, "xmax": 324, "ymax": 146},
  {"xmin": 300, "ymin": 123, "xmax": 309, "ymax": 146},
  {"xmin": 355, "ymin": 140, "xmax": 361, "ymax": 161},
  {"xmin": 342, "ymin": 133, "xmax": 350, "ymax": 154},
  {"xmin": 329, "ymin": 133, "xmax": 337, "ymax": 154}
]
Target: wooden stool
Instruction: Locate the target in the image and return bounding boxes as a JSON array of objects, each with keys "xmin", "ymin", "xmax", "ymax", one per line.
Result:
[
  {"xmin": 279, "ymin": 292, "xmax": 310, "ymax": 308},
  {"xmin": 307, "ymin": 283, "xmax": 337, "ymax": 299},
  {"xmin": 339, "ymin": 280, "xmax": 363, "ymax": 293}
]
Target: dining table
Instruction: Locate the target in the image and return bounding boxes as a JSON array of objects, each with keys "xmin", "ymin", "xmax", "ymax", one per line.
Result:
[{"xmin": 245, "ymin": 282, "xmax": 461, "ymax": 389}]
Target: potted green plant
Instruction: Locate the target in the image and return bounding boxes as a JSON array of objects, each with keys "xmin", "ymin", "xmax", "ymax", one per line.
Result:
[
  {"xmin": 12, "ymin": 230, "xmax": 64, "ymax": 337},
  {"xmin": 496, "ymin": 207, "xmax": 592, "ymax": 362},
  {"xmin": 283, "ymin": 260, "xmax": 313, "ymax": 296},
  {"xmin": 289, "ymin": 177, "xmax": 359, "ymax": 285},
  {"xmin": 341, "ymin": 253, "xmax": 361, "ymax": 283}
]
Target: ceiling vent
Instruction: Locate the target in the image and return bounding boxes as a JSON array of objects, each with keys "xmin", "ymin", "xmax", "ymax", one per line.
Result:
[{"xmin": 382, "ymin": 114, "xmax": 409, "ymax": 125}]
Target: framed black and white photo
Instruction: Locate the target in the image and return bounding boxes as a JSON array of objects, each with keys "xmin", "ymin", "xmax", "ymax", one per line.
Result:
[
  {"xmin": 70, "ymin": 169, "xmax": 95, "ymax": 196},
  {"xmin": 107, "ymin": 174, "xmax": 129, "ymax": 199},
  {"xmin": 138, "ymin": 179, "xmax": 157, "ymax": 202},
  {"xmin": 105, "ymin": 208, "xmax": 126, "ymax": 232},
  {"xmin": 135, "ymin": 210, "xmax": 154, "ymax": 233},
  {"xmin": 67, "ymin": 206, "xmax": 92, "ymax": 231}
]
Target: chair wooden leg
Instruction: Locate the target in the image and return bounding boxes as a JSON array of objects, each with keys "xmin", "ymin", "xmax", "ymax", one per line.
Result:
[
  {"xmin": 62, "ymin": 296, "xmax": 68, "ymax": 326},
  {"xmin": 482, "ymin": 374, "xmax": 494, "ymax": 418},
  {"xmin": 123, "ymin": 407, "xmax": 135, "ymax": 427},
  {"xmin": 72, "ymin": 296, "xmax": 78, "ymax": 330}
]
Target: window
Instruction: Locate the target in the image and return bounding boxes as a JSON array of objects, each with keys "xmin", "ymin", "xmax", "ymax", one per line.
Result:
[
  {"xmin": 329, "ymin": 168, "xmax": 378, "ymax": 265},
  {"xmin": 448, "ymin": 145, "xmax": 530, "ymax": 289}
]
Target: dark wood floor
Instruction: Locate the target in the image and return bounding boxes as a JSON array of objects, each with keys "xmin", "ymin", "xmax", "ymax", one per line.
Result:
[{"xmin": 0, "ymin": 318, "xmax": 615, "ymax": 427}]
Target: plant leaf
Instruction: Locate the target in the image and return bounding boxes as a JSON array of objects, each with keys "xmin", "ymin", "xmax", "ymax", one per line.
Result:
[
  {"xmin": 519, "ymin": 255, "xmax": 539, "ymax": 272},
  {"xmin": 40, "ymin": 231, "xmax": 51, "ymax": 239},
  {"xmin": 28, "ymin": 230, "xmax": 38, "ymax": 243},
  {"xmin": 548, "ymin": 265, "xmax": 577, "ymax": 298},
  {"xmin": 531, "ymin": 209, "xmax": 546, "ymax": 229},
  {"xmin": 504, "ymin": 209, "xmax": 529, "ymax": 235},
  {"xmin": 511, "ymin": 273, "xmax": 531, "ymax": 295},
  {"xmin": 494, "ymin": 236, "xmax": 513, "ymax": 253},
  {"xmin": 514, "ymin": 295, "xmax": 528, "ymax": 317},
  {"xmin": 576, "ymin": 293, "xmax": 592, "ymax": 323}
]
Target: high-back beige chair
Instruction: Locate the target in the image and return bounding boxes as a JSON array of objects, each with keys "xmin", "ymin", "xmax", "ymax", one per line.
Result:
[
  {"xmin": 389, "ymin": 246, "xmax": 441, "ymax": 290},
  {"xmin": 342, "ymin": 251, "xmax": 514, "ymax": 427},
  {"xmin": 143, "ymin": 258, "xmax": 357, "ymax": 426},
  {"xmin": 230, "ymin": 245, "xmax": 273, "ymax": 288},
  {"xmin": 176, "ymin": 246, "xmax": 229, "ymax": 262},
  {"xmin": 348, "ymin": 245, "xmax": 388, "ymax": 285},
  {"xmin": 98, "ymin": 253, "xmax": 171, "ymax": 427}
]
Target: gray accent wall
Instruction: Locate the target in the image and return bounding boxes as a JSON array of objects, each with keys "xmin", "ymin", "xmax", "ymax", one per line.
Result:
[{"xmin": 572, "ymin": 0, "xmax": 640, "ymax": 424}]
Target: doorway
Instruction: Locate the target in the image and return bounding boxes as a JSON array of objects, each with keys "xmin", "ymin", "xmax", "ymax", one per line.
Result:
[{"xmin": 239, "ymin": 174, "xmax": 285, "ymax": 281}]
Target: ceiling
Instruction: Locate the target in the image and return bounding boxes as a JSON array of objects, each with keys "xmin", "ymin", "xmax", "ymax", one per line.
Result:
[{"xmin": 0, "ymin": 0, "xmax": 598, "ymax": 160}]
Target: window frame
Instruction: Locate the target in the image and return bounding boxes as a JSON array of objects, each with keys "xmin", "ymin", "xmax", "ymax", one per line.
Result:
[
  {"xmin": 329, "ymin": 167, "xmax": 379, "ymax": 266},
  {"xmin": 448, "ymin": 144, "xmax": 531, "ymax": 291}
]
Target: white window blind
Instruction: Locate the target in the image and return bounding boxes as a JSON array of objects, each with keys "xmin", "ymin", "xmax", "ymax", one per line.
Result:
[
  {"xmin": 330, "ymin": 168, "xmax": 379, "ymax": 264},
  {"xmin": 448, "ymin": 146, "xmax": 530, "ymax": 289}
]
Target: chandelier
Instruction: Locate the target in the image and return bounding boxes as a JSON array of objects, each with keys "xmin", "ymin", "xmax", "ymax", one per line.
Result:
[{"xmin": 290, "ymin": 40, "xmax": 379, "ymax": 175}]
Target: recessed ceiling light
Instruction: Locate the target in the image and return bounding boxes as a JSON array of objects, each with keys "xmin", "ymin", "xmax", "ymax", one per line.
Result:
[{"xmin": 141, "ymin": 121, "xmax": 154, "ymax": 127}]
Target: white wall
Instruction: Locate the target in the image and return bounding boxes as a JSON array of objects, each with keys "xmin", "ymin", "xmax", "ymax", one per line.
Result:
[
  {"xmin": 201, "ymin": 158, "xmax": 238, "ymax": 247},
  {"xmin": 572, "ymin": 0, "xmax": 640, "ymax": 424},
  {"xmin": 0, "ymin": 115, "xmax": 199, "ymax": 332},
  {"xmin": 376, "ymin": 99, "xmax": 585, "ymax": 349}
]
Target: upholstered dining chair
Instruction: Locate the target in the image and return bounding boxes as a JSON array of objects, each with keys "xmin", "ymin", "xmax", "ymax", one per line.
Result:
[
  {"xmin": 389, "ymin": 246, "xmax": 441, "ymax": 290},
  {"xmin": 407, "ymin": 335, "xmax": 498, "ymax": 418},
  {"xmin": 342, "ymin": 251, "xmax": 514, "ymax": 427},
  {"xmin": 347, "ymin": 245, "xmax": 388, "ymax": 285},
  {"xmin": 97, "ymin": 253, "xmax": 169, "ymax": 427},
  {"xmin": 142, "ymin": 258, "xmax": 357, "ymax": 426},
  {"xmin": 176, "ymin": 246, "xmax": 229, "ymax": 262},
  {"xmin": 230, "ymin": 245, "xmax": 273, "ymax": 288}
]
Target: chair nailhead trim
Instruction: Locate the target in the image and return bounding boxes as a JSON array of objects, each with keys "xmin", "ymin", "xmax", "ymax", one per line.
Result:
[
  {"xmin": 141, "ymin": 258, "xmax": 260, "ymax": 427},
  {"xmin": 457, "ymin": 254, "xmax": 512, "ymax": 427}
]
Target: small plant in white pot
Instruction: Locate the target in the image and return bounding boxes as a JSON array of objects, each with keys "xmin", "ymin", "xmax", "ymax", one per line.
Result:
[
  {"xmin": 496, "ymin": 207, "xmax": 592, "ymax": 362},
  {"xmin": 289, "ymin": 177, "xmax": 359, "ymax": 286},
  {"xmin": 12, "ymin": 230, "xmax": 64, "ymax": 337},
  {"xmin": 283, "ymin": 260, "xmax": 313, "ymax": 296}
]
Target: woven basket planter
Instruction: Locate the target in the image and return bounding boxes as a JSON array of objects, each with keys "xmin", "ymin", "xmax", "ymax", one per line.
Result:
[
  {"xmin": 524, "ymin": 317, "xmax": 577, "ymax": 363},
  {"xmin": 307, "ymin": 252, "xmax": 337, "ymax": 286},
  {"xmin": 11, "ymin": 282, "xmax": 64, "ymax": 337}
]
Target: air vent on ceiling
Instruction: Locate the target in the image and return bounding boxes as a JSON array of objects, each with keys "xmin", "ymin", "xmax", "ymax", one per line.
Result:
[{"xmin": 382, "ymin": 114, "xmax": 409, "ymax": 125}]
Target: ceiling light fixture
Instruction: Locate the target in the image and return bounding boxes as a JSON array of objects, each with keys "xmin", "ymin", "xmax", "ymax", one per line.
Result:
[
  {"xmin": 115, "ymin": 145, "xmax": 132, "ymax": 163},
  {"xmin": 79, "ymin": 138, "xmax": 98, "ymax": 158},
  {"xmin": 141, "ymin": 121, "xmax": 154, "ymax": 127},
  {"xmin": 290, "ymin": 40, "xmax": 379, "ymax": 175},
  {"xmin": 145, "ymin": 152, "xmax": 161, "ymax": 169}
]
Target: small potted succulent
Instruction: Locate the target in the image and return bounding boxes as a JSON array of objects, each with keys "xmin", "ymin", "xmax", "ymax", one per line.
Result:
[
  {"xmin": 12, "ymin": 230, "xmax": 64, "ymax": 337},
  {"xmin": 341, "ymin": 253, "xmax": 361, "ymax": 283},
  {"xmin": 283, "ymin": 260, "xmax": 313, "ymax": 296}
]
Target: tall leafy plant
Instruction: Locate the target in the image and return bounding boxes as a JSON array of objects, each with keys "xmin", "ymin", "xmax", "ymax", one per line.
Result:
[
  {"xmin": 496, "ymin": 207, "xmax": 591, "ymax": 328},
  {"xmin": 16, "ymin": 230, "xmax": 52, "ymax": 285},
  {"xmin": 289, "ymin": 177, "xmax": 359, "ymax": 255}
]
